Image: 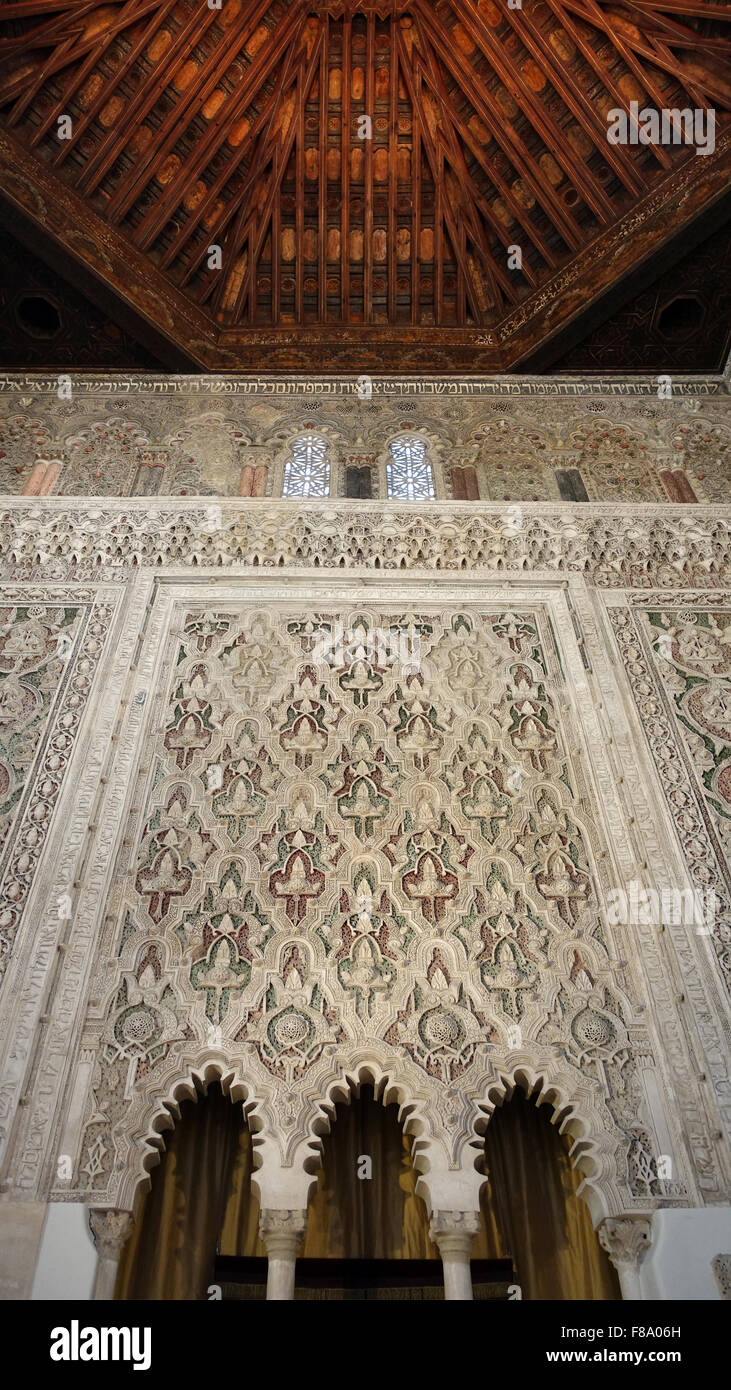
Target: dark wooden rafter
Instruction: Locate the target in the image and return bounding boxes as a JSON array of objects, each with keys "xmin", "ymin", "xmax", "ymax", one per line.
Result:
[
  {"xmin": 397, "ymin": 13, "xmax": 505, "ymax": 315},
  {"xmin": 105, "ymin": 4, "xmax": 265, "ymax": 223},
  {"xmin": 567, "ymin": 0, "xmax": 731, "ymax": 103},
  {"xmin": 540, "ymin": 0, "xmax": 672, "ymax": 170},
  {"xmin": 1, "ymin": 2, "xmax": 159, "ymax": 120},
  {"xmin": 37, "ymin": 4, "xmax": 159, "ymax": 140},
  {"xmin": 318, "ymin": 14, "xmax": 328, "ymax": 324},
  {"xmin": 46, "ymin": 0, "xmax": 180, "ymax": 158},
  {"xmin": 295, "ymin": 36, "xmax": 305, "ymax": 325},
  {"xmin": 406, "ymin": 45, "xmax": 554, "ymax": 280},
  {"xmin": 498, "ymin": 1, "xmax": 646, "ymax": 196},
  {"xmin": 0, "ymin": 0, "xmax": 727, "ymax": 369},
  {"xmin": 218, "ymin": 57, "xmax": 315, "ymax": 319},
  {"xmin": 623, "ymin": 0, "xmax": 728, "ymax": 22},
  {"xmin": 441, "ymin": 0, "xmax": 618, "ymax": 221},
  {"xmin": 564, "ymin": 0, "xmax": 715, "ymax": 129},
  {"xmin": 340, "ymin": 10, "xmax": 351, "ymax": 323},
  {"xmin": 387, "ymin": 13, "xmax": 397, "ymax": 321},
  {"xmin": 156, "ymin": 6, "xmax": 309, "ymax": 271},
  {"xmin": 410, "ymin": 63, "xmax": 420, "ymax": 327},
  {"xmin": 0, "ymin": 3, "xmax": 114, "ymax": 68},
  {"xmin": 622, "ymin": 1, "xmax": 729, "ymax": 53},
  {"xmin": 413, "ymin": 3, "xmax": 584, "ymax": 252},
  {"xmin": 0, "ymin": 2, "xmax": 93, "ymax": 30},
  {"xmin": 76, "ymin": 1, "xmax": 220, "ymax": 196},
  {"xmin": 410, "ymin": 11, "xmax": 538, "ymax": 294}
]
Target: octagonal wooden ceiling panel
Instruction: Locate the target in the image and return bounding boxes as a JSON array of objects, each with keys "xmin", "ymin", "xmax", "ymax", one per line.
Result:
[{"xmin": 0, "ymin": 0, "xmax": 728, "ymax": 370}]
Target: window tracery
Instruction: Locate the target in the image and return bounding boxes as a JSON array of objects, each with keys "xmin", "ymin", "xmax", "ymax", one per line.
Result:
[
  {"xmin": 282, "ymin": 435, "xmax": 331, "ymax": 497},
  {"xmin": 387, "ymin": 437, "xmax": 435, "ymax": 500}
]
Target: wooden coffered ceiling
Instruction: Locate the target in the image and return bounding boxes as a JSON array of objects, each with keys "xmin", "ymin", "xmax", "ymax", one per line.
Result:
[{"xmin": 0, "ymin": 0, "xmax": 728, "ymax": 372}]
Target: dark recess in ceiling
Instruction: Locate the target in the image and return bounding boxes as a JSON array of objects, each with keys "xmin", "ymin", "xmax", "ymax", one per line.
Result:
[
  {"xmin": 521, "ymin": 193, "xmax": 731, "ymax": 374},
  {"xmin": 1, "ymin": 204, "xmax": 728, "ymax": 375}
]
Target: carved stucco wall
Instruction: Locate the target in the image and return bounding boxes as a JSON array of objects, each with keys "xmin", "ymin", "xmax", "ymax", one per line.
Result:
[
  {"xmin": 0, "ymin": 373, "xmax": 729, "ymax": 502},
  {"xmin": 0, "ymin": 374, "xmax": 729, "ymax": 1236}
]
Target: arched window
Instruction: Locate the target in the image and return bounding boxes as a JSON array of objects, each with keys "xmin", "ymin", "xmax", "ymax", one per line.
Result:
[
  {"xmin": 115, "ymin": 1084, "xmax": 264, "ymax": 1300},
  {"xmin": 386, "ymin": 436, "xmax": 435, "ymax": 500},
  {"xmin": 479, "ymin": 1088, "xmax": 620, "ymax": 1300},
  {"xmin": 282, "ymin": 434, "xmax": 330, "ymax": 497}
]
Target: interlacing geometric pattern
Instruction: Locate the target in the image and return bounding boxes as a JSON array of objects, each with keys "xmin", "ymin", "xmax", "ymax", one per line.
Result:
[
  {"xmin": 282, "ymin": 435, "xmax": 331, "ymax": 497},
  {"xmin": 0, "ymin": 599, "xmax": 114, "ymax": 978},
  {"xmin": 75, "ymin": 602, "xmax": 666, "ymax": 1198},
  {"xmin": 643, "ymin": 610, "xmax": 731, "ymax": 852},
  {"xmin": 387, "ymin": 436, "xmax": 435, "ymax": 498},
  {"xmin": 1, "ymin": 499, "xmax": 730, "ymax": 588}
]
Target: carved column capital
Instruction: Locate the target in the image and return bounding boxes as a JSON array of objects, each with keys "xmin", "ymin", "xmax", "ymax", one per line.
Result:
[
  {"xmin": 89, "ymin": 1207, "xmax": 134, "ymax": 1261},
  {"xmin": 89, "ymin": 1208, "xmax": 134, "ymax": 1299},
  {"xmin": 598, "ymin": 1216, "xmax": 653, "ymax": 1300},
  {"xmin": 259, "ymin": 1209, "xmax": 307, "ymax": 1301},
  {"xmin": 429, "ymin": 1211, "xmax": 481, "ymax": 1301},
  {"xmin": 598, "ymin": 1216, "xmax": 653, "ymax": 1270},
  {"xmin": 259, "ymin": 1209, "xmax": 307, "ymax": 1259},
  {"xmin": 429, "ymin": 1209, "xmax": 481, "ymax": 1247}
]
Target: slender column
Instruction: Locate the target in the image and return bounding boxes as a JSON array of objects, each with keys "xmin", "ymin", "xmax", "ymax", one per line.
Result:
[
  {"xmin": 88, "ymin": 1208, "xmax": 134, "ymax": 1300},
  {"xmin": 429, "ymin": 1210, "xmax": 481, "ymax": 1301},
  {"xmin": 22, "ymin": 459, "xmax": 62, "ymax": 496},
  {"xmin": 259, "ymin": 1209, "xmax": 307, "ymax": 1301},
  {"xmin": 598, "ymin": 1216, "xmax": 653, "ymax": 1301}
]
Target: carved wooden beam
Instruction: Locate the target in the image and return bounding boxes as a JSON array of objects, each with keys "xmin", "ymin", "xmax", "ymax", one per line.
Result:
[
  {"xmin": 0, "ymin": 124, "xmax": 214, "ymax": 369},
  {"xmin": 0, "ymin": 0, "xmax": 726, "ymax": 370},
  {"xmin": 500, "ymin": 133, "xmax": 731, "ymax": 369}
]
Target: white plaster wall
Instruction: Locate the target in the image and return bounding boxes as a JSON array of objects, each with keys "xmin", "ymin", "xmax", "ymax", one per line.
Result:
[
  {"xmin": 640, "ymin": 1208, "xmax": 731, "ymax": 1300},
  {"xmin": 0, "ymin": 1202, "xmax": 47, "ymax": 1299},
  {"xmin": 30, "ymin": 1202, "xmax": 97, "ymax": 1301}
]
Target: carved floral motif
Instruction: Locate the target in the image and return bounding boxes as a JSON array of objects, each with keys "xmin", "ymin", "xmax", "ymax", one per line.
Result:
[{"xmin": 70, "ymin": 602, "xmax": 674, "ymax": 1198}]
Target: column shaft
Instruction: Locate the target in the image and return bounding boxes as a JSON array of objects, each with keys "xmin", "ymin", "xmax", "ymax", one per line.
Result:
[
  {"xmin": 429, "ymin": 1211, "xmax": 481, "ymax": 1301},
  {"xmin": 259, "ymin": 1209, "xmax": 307, "ymax": 1301}
]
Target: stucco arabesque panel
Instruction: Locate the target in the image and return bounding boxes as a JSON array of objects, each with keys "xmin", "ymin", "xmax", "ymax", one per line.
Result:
[
  {"xmin": 5, "ymin": 575, "xmax": 721, "ymax": 1223},
  {"xmin": 600, "ymin": 591, "xmax": 731, "ymax": 1143},
  {"xmin": 579, "ymin": 585, "xmax": 731, "ymax": 1188},
  {"xmin": 0, "ymin": 584, "xmax": 132, "ymax": 1170}
]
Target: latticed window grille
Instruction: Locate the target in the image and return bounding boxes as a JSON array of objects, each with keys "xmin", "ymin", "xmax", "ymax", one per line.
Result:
[
  {"xmin": 282, "ymin": 435, "xmax": 331, "ymax": 497},
  {"xmin": 386, "ymin": 437, "xmax": 435, "ymax": 500}
]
